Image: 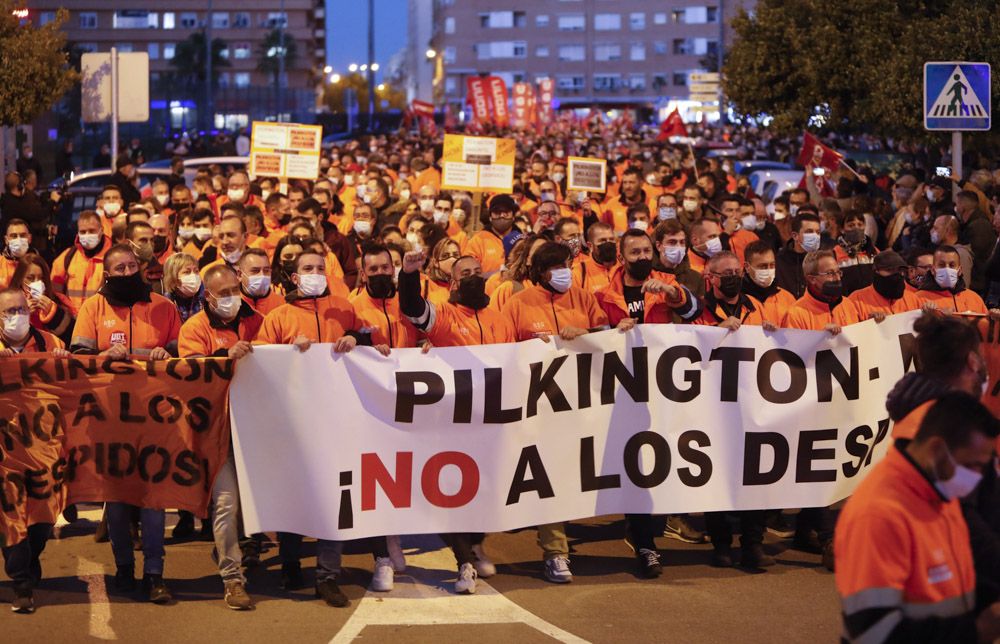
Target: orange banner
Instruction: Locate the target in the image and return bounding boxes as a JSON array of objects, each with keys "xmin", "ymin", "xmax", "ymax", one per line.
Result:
[{"xmin": 0, "ymin": 356, "xmax": 232, "ymax": 546}]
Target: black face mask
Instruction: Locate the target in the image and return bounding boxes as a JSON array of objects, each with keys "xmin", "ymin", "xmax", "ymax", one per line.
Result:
[
  {"xmin": 279, "ymin": 214, "xmax": 293, "ymax": 227},
  {"xmin": 873, "ymin": 272, "xmax": 905, "ymax": 300},
  {"xmin": 626, "ymin": 258, "xmax": 653, "ymax": 281},
  {"xmin": 152, "ymin": 235, "xmax": 169, "ymax": 255},
  {"xmin": 842, "ymin": 229, "xmax": 866, "ymax": 246},
  {"xmin": 280, "ymin": 260, "xmax": 296, "ymax": 275},
  {"xmin": 366, "ymin": 273, "xmax": 397, "ymax": 299},
  {"xmin": 450, "ymin": 275, "xmax": 490, "ymax": 310},
  {"xmin": 594, "ymin": 241, "xmax": 617, "ymax": 264},
  {"xmin": 815, "ymin": 280, "xmax": 843, "ymax": 302},
  {"xmin": 491, "ymin": 217, "xmax": 513, "ymax": 233},
  {"xmin": 718, "ymin": 274, "xmax": 743, "ymax": 298},
  {"xmin": 104, "ymin": 272, "xmax": 148, "ymax": 306}
]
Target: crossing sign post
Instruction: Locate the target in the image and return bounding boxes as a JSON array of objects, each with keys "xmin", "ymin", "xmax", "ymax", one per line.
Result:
[{"xmin": 924, "ymin": 62, "xmax": 991, "ymax": 197}]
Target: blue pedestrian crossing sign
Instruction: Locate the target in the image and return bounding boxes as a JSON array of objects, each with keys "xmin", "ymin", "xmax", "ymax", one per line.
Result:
[{"xmin": 924, "ymin": 62, "xmax": 991, "ymax": 131}]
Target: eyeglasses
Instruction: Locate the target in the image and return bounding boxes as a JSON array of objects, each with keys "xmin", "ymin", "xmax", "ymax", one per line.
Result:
[
  {"xmin": 1, "ymin": 306, "xmax": 29, "ymax": 317},
  {"xmin": 491, "ymin": 212, "xmax": 515, "ymax": 219},
  {"xmin": 710, "ymin": 270, "xmax": 742, "ymax": 278},
  {"xmin": 812, "ymin": 270, "xmax": 843, "ymax": 278},
  {"xmin": 438, "ymin": 253, "xmax": 461, "ymax": 261}
]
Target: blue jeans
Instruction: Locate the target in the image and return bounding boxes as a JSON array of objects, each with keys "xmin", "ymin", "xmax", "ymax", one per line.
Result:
[
  {"xmin": 278, "ymin": 533, "xmax": 342, "ymax": 583},
  {"xmin": 107, "ymin": 503, "xmax": 165, "ymax": 575},
  {"xmin": 2, "ymin": 523, "xmax": 51, "ymax": 590}
]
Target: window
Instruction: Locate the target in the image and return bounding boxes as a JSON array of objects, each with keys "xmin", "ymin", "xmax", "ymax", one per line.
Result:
[
  {"xmin": 233, "ymin": 12, "xmax": 250, "ymax": 28},
  {"xmin": 653, "ymin": 41, "xmax": 667, "ymax": 55},
  {"xmin": 536, "ymin": 46, "xmax": 549, "ymax": 57},
  {"xmin": 654, "ymin": 12, "xmax": 667, "ymax": 25},
  {"xmin": 163, "ymin": 43, "xmax": 176, "ymax": 59},
  {"xmin": 115, "ymin": 43, "xmax": 134, "ymax": 53},
  {"xmin": 707, "ymin": 7, "xmax": 719, "ymax": 22},
  {"xmin": 180, "ymin": 13, "xmax": 198, "ymax": 29},
  {"xmin": 594, "ymin": 44, "xmax": 621, "ymax": 62},
  {"xmin": 629, "ymin": 74, "xmax": 646, "ymax": 90},
  {"xmin": 77, "ymin": 42, "xmax": 98, "ymax": 53},
  {"xmin": 218, "ymin": 73, "xmax": 230, "ymax": 88},
  {"xmin": 674, "ymin": 7, "xmax": 718, "ymax": 24},
  {"xmin": 39, "ymin": 11, "xmax": 56, "ymax": 26},
  {"xmin": 672, "ymin": 72, "xmax": 687, "ymax": 86},
  {"xmin": 233, "ymin": 42, "xmax": 251, "ymax": 59},
  {"xmin": 630, "ymin": 43, "xmax": 646, "ymax": 61},
  {"xmin": 654, "ymin": 74, "xmax": 669, "ymax": 89},
  {"xmin": 476, "ymin": 41, "xmax": 527, "ymax": 59},
  {"xmin": 594, "ymin": 13, "xmax": 621, "ymax": 30},
  {"xmin": 514, "ymin": 12, "xmax": 527, "ymax": 27},
  {"xmin": 480, "ymin": 11, "xmax": 513, "ymax": 28},
  {"xmin": 512, "ymin": 42, "xmax": 527, "ymax": 58},
  {"xmin": 219, "ymin": 47, "xmax": 229, "ymax": 59},
  {"xmin": 443, "ymin": 47, "xmax": 456, "ymax": 63},
  {"xmin": 234, "ymin": 73, "xmax": 251, "ymax": 88},
  {"xmin": 79, "ymin": 12, "xmax": 98, "ymax": 29},
  {"xmin": 445, "ymin": 76, "xmax": 457, "ymax": 94},
  {"xmin": 536, "ymin": 14, "xmax": 549, "ymax": 27},
  {"xmin": 266, "ymin": 12, "xmax": 288, "ymax": 28},
  {"xmin": 593, "ymin": 73, "xmax": 623, "ymax": 91},
  {"xmin": 445, "ymin": 17, "xmax": 455, "ymax": 34},
  {"xmin": 675, "ymin": 38, "xmax": 716, "ymax": 55},
  {"xmin": 630, "ymin": 12, "xmax": 645, "ymax": 30},
  {"xmin": 163, "ymin": 12, "xmax": 175, "ymax": 29},
  {"xmin": 114, "ymin": 10, "xmax": 158, "ymax": 29},
  {"xmin": 147, "ymin": 43, "xmax": 160, "ymax": 59},
  {"xmin": 557, "ymin": 15, "xmax": 585, "ymax": 31},
  {"xmin": 556, "ymin": 75, "xmax": 585, "ymax": 91},
  {"xmin": 212, "ymin": 13, "xmax": 229, "ymax": 29},
  {"xmin": 673, "ymin": 39, "xmax": 689, "ymax": 55},
  {"xmin": 558, "ymin": 44, "xmax": 585, "ymax": 62}
]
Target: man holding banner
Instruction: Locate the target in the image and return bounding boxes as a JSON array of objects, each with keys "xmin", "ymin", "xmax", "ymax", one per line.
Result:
[{"xmin": 70, "ymin": 244, "xmax": 182, "ymax": 604}]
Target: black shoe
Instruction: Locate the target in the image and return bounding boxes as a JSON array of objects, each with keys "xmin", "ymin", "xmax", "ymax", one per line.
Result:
[
  {"xmin": 142, "ymin": 574, "xmax": 172, "ymax": 604},
  {"xmin": 663, "ymin": 515, "xmax": 707, "ymax": 543},
  {"xmin": 740, "ymin": 544, "xmax": 776, "ymax": 570},
  {"xmin": 315, "ymin": 579, "xmax": 350, "ymax": 607},
  {"xmin": 94, "ymin": 512, "xmax": 109, "ymax": 543},
  {"xmin": 62, "ymin": 504, "xmax": 78, "ymax": 523},
  {"xmin": 281, "ymin": 563, "xmax": 305, "ymax": 591},
  {"xmin": 637, "ymin": 548, "xmax": 663, "ymax": 578},
  {"xmin": 199, "ymin": 519, "xmax": 214, "ymax": 541},
  {"xmin": 172, "ymin": 512, "xmax": 195, "ymax": 540},
  {"xmin": 765, "ymin": 512, "xmax": 796, "ymax": 539},
  {"xmin": 711, "ymin": 548, "xmax": 734, "ymax": 568},
  {"xmin": 822, "ymin": 542, "xmax": 835, "ymax": 572},
  {"xmin": 11, "ymin": 587, "xmax": 34, "ymax": 614},
  {"xmin": 792, "ymin": 531, "xmax": 823, "ymax": 555},
  {"xmin": 114, "ymin": 566, "xmax": 136, "ymax": 593},
  {"xmin": 241, "ymin": 540, "xmax": 261, "ymax": 568}
]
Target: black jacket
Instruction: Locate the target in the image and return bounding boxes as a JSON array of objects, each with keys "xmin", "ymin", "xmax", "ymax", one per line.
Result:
[
  {"xmin": 775, "ymin": 240, "xmax": 808, "ymax": 299},
  {"xmin": 959, "ymin": 208, "xmax": 997, "ymax": 294}
]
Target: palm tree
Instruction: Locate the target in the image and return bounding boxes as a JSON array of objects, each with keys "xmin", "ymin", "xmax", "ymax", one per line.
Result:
[
  {"xmin": 257, "ymin": 28, "xmax": 299, "ymax": 88},
  {"xmin": 167, "ymin": 32, "xmax": 230, "ymax": 95}
]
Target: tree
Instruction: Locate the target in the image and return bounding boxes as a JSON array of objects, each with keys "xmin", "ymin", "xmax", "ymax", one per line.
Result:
[
  {"xmin": 257, "ymin": 28, "xmax": 299, "ymax": 87},
  {"xmin": 166, "ymin": 32, "xmax": 230, "ymax": 95},
  {"xmin": 723, "ymin": 0, "xmax": 1000, "ymax": 141},
  {"xmin": 321, "ymin": 73, "xmax": 406, "ymax": 113}
]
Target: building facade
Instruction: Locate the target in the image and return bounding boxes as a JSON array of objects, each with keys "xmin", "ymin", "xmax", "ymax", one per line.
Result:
[
  {"xmin": 429, "ymin": 0, "xmax": 752, "ymax": 110},
  {"xmin": 24, "ymin": 1, "xmax": 326, "ymax": 128},
  {"xmin": 405, "ymin": 0, "xmax": 436, "ymax": 104}
]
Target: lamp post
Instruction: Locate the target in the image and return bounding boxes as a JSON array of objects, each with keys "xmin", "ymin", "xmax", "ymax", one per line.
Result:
[{"xmin": 367, "ymin": 0, "xmax": 375, "ymax": 127}]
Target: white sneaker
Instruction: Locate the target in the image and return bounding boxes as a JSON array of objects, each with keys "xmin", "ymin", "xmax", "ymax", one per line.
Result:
[
  {"xmin": 543, "ymin": 556, "xmax": 572, "ymax": 583},
  {"xmin": 386, "ymin": 535, "xmax": 406, "ymax": 573},
  {"xmin": 371, "ymin": 557, "xmax": 394, "ymax": 592},
  {"xmin": 455, "ymin": 562, "xmax": 477, "ymax": 594},
  {"xmin": 471, "ymin": 543, "xmax": 496, "ymax": 578}
]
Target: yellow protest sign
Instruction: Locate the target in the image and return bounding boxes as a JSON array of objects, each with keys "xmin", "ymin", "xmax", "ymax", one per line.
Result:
[
  {"xmin": 441, "ymin": 134, "xmax": 516, "ymax": 193},
  {"xmin": 567, "ymin": 156, "xmax": 608, "ymax": 193},
  {"xmin": 249, "ymin": 121, "xmax": 323, "ymax": 180}
]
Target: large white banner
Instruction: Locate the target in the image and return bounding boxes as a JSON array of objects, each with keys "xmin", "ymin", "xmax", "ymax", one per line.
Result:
[{"xmin": 231, "ymin": 312, "xmax": 918, "ymax": 540}]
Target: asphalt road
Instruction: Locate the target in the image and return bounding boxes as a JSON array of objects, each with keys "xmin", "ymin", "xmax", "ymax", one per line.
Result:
[{"xmin": 1, "ymin": 507, "xmax": 840, "ymax": 643}]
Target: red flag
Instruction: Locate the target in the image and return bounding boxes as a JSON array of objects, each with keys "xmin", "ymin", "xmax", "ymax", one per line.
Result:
[
  {"xmin": 466, "ymin": 77, "xmax": 492, "ymax": 125},
  {"xmin": 657, "ymin": 109, "xmax": 688, "ymax": 141},
  {"xmin": 797, "ymin": 132, "xmax": 844, "ymax": 196},
  {"xmin": 487, "ymin": 77, "xmax": 510, "ymax": 127},
  {"xmin": 536, "ymin": 78, "xmax": 554, "ymax": 124},
  {"xmin": 411, "ymin": 99, "xmax": 434, "ymax": 119}
]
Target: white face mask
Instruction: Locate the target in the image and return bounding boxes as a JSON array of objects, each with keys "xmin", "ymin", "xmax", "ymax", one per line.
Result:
[
  {"xmin": 419, "ymin": 199, "xmax": 435, "ymax": 213},
  {"xmin": 934, "ymin": 448, "xmax": 983, "ymax": 501},
  {"xmin": 741, "ymin": 215, "xmax": 758, "ymax": 231},
  {"xmin": 103, "ymin": 202, "xmax": 121, "ymax": 216},
  {"xmin": 362, "ymin": 194, "xmax": 373, "ymax": 204},
  {"xmin": 78, "ymin": 232, "xmax": 102, "ymax": 249},
  {"xmin": 541, "ymin": 191, "xmax": 556, "ymax": 203},
  {"xmin": 222, "ymin": 248, "xmax": 244, "ymax": 264},
  {"xmin": 27, "ymin": 280, "xmax": 45, "ymax": 299},
  {"xmin": 657, "ymin": 206, "xmax": 677, "ymax": 221},
  {"xmin": 702, "ymin": 236, "xmax": 723, "ymax": 257},
  {"xmin": 935, "ymin": 267, "xmax": 960, "ymax": 289},
  {"xmin": 452, "ymin": 209, "xmax": 466, "ymax": 224},
  {"xmin": 178, "ymin": 227, "xmax": 195, "ymax": 240},
  {"xmin": 179, "ymin": 272, "xmax": 202, "ymax": 295},
  {"xmin": 789, "ymin": 204, "xmax": 800, "ymax": 218},
  {"xmin": 245, "ymin": 274, "xmax": 271, "ymax": 296},
  {"xmin": 155, "ymin": 194, "xmax": 169, "ymax": 206},
  {"xmin": 661, "ymin": 245, "xmax": 686, "ymax": 266},
  {"xmin": 227, "ymin": 188, "xmax": 246, "ymax": 202},
  {"xmin": 261, "ymin": 189, "xmax": 272, "ymax": 201},
  {"xmin": 6, "ymin": 237, "xmax": 28, "ymax": 257},
  {"xmin": 629, "ymin": 220, "xmax": 649, "ymax": 232},
  {"xmin": 210, "ymin": 294, "xmax": 242, "ymax": 319},
  {"xmin": 3, "ymin": 313, "xmax": 30, "ymax": 342},
  {"xmin": 353, "ymin": 220, "xmax": 372, "ymax": 236},
  {"xmin": 194, "ymin": 228, "xmax": 213, "ymax": 242},
  {"xmin": 800, "ymin": 231, "xmax": 821, "ymax": 252},
  {"xmin": 682, "ymin": 199, "xmax": 699, "ymax": 213},
  {"xmin": 750, "ymin": 267, "xmax": 776, "ymax": 288},
  {"xmin": 406, "ymin": 233, "xmax": 423, "ymax": 253},
  {"xmin": 344, "ymin": 175, "xmax": 355, "ymax": 186},
  {"xmin": 552, "ymin": 172, "xmax": 565, "ymax": 183},
  {"xmin": 433, "ymin": 210, "xmax": 449, "ymax": 225},
  {"xmin": 297, "ymin": 273, "xmax": 328, "ymax": 296},
  {"xmin": 400, "ymin": 189, "xmax": 411, "ymax": 200},
  {"xmin": 548, "ymin": 267, "xmax": 573, "ymax": 293},
  {"xmin": 357, "ymin": 185, "xmax": 368, "ymax": 198}
]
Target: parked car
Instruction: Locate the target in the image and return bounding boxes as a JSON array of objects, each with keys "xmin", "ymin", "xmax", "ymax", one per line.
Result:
[
  {"xmin": 141, "ymin": 156, "xmax": 248, "ymax": 185},
  {"xmin": 747, "ymin": 169, "xmax": 804, "ymax": 204}
]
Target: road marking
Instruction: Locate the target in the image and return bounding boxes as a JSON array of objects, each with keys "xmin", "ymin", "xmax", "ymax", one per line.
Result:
[
  {"xmin": 330, "ymin": 536, "xmax": 588, "ymax": 643},
  {"xmin": 77, "ymin": 557, "xmax": 116, "ymax": 641}
]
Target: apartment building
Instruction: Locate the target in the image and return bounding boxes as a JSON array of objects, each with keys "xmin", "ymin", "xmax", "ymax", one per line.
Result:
[{"xmin": 430, "ymin": 0, "xmax": 752, "ymax": 109}]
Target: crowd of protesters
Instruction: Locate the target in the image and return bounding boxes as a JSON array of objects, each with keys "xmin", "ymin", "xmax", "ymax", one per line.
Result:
[{"xmin": 0, "ymin": 118, "xmax": 998, "ymax": 642}]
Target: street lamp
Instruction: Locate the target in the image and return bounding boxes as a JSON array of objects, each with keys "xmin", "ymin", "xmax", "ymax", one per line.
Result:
[
  {"xmin": 323, "ymin": 65, "xmax": 332, "ymax": 74},
  {"xmin": 425, "ymin": 48, "xmax": 437, "ymax": 59},
  {"xmin": 330, "ymin": 73, "xmax": 341, "ymax": 83},
  {"xmin": 348, "ymin": 63, "xmax": 358, "ymax": 72},
  {"xmin": 370, "ymin": 63, "xmax": 380, "ymax": 72},
  {"xmin": 360, "ymin": 64, "xmax": 368, "ymax": 72},
  {"xmin": 377, "ymin": 83, "xmax": 385, "ymax": 91}
]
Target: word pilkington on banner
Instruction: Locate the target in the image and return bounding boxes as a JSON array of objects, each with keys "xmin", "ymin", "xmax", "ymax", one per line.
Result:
[{"xmin": 230, "ymin": 313, "xmax": 919, "ymax": 541}]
